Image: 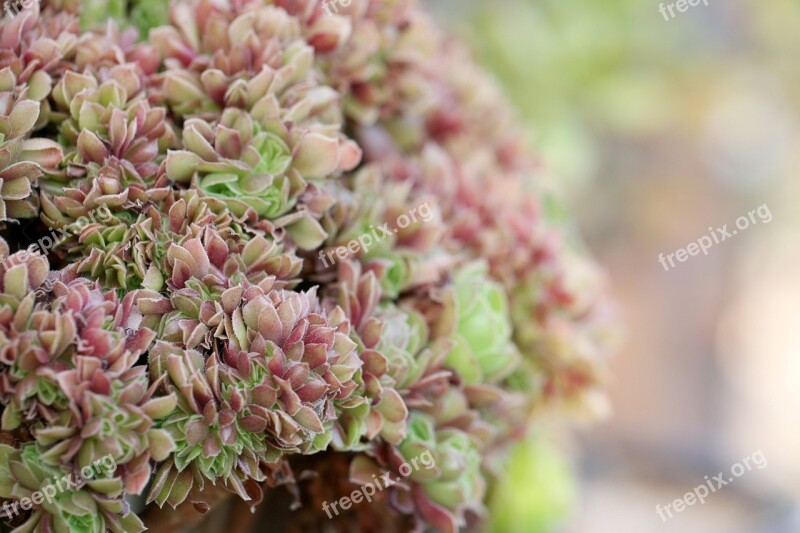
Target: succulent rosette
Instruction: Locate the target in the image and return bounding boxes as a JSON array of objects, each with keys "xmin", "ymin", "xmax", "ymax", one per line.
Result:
[
  {"xmin": 442, "ymin": 262, "xmax": 520, "ymax": 386},
  {"xmin": 163, "ymin": 98, "xmax": 357, "ymax": 249},
  {"xmin": 38, "ymin": 62, "xmax": 176, "ymax": 226},
  {"xmin": 165, "ymin": 111, "xmax": 338, "ymax": 221},
  {"xmin": 320, "ymin": 261, "xmax": 398, "ymax": 446},
  {"xmin": 373, "ymin": 303, "xmax": 438, "ymax": 390},
  {"xmin": 0, "ymin": 443, "xmax": 145, "ymax": 532},
  {"xmin": 321, "ymin": 260, "xmax": 454, "ymax": 453},
  {"xmin": 0, "ymin": 252, "xmax": 176, "ymax": 490},
  {"xmin": 350, "ymin": 411, "xmax": 485, "ymax": 533},
  {"xmin": 153, "ymin": 2, "xmax": 362, "ymax": 249},
  {"xmin": 0, "ymin": 0, "xmax": 614, "ymax": 531},
  {"xmin": 317, "ymin": 162, "xmax": 445, "ymax": 298},
  {"xmin": 145, "ymin": 342, "xmax": 273, "ymax": 508},
  {"xmin": 0, "ymin": 74, "xmax": 60, "ymax": 221},
  {"xmin": 220, "ymin": 285, "xmax": 364, "ymax": 456},
  {"xmin": 142, "ymin": 280, "xmax": 366, "ymax": 507},
  {"xmin": 32, "ymin": 344, "xmax": 177, "ymax": 493},
  {"xmin": 400, "ymin": 413, "xmax": 485, "ymax": 522},
  {"xmin": 0, "ymin": 250, "xmax": 69, "ymax": 430}
]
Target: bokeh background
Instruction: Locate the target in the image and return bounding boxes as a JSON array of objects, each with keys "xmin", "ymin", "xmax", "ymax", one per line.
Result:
[{"xmin": 430, "ymin": 0, "xmax": 800, "ymax": 531}]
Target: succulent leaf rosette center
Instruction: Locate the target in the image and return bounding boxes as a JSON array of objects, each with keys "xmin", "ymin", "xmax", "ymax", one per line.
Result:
[
  {"xmin": 444, "ymin": 262, "xmax": 521, "ymax": 385},
  {"xmin": 198, "ymin": 127, "xmax": 294, "ymax": 219}
]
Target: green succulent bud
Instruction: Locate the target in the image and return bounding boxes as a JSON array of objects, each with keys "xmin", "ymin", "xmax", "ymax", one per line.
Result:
[
  {"xmin": 375, "ymin": 304, "xmax": 429, "ymax": 388},
  {"xmin": 194, "ymin": 126, "xmax": 295, "ymax": 219},
  {"xmin": 445, "ymin": 262, "xmax": 520, "ymax": 384},
  {"xmin": 398, "ymin": 412, "xmax": 437, "ymax": 476},
  {"xmin": 421, "ymin": 428, "xmax": 483, "ymax": 509}
]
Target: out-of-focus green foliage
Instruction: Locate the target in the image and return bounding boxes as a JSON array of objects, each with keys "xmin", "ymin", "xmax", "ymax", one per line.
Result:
[
  {"xmin": 462, "ymin": 0, "xmax": 688, "ymax": 187},
  {"xmin": 80, "ymin": 0, "xmax": 169, "ymax": 36},
  {"xmin": 129, "ymin": 0, "xmax": 170, "ymax": 35},
  {"xmin": 489, "ymin": 433, "xmax": 574, "ymax": 533},
  {"xmin": 80, "ymin": 0, "xmax": 125, "ymax": 29}
]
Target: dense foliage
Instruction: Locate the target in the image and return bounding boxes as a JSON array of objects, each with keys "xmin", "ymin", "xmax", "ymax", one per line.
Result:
[{"xmin": 0, "ymin": 1, "xmax": 612, "ymax": 531}]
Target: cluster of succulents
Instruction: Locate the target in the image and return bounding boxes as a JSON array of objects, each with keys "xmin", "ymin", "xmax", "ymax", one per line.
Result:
[{"xmin": 0, "ymin": 0, "xmax": 612, "ymax": 531}]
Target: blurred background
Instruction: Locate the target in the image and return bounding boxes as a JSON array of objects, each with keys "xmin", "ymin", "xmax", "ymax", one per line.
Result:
[{"xmin": 430, "ymin": 0, "xmax": 800, "ymax": 531}]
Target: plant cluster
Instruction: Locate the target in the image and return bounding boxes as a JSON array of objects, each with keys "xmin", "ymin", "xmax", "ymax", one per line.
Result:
[{"xmin": 0, "ymin": 1, "xmax": 612, "ymax": 531}]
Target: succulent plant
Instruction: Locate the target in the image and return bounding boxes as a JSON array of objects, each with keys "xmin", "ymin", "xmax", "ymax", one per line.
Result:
[
  {"xmin": 0, "ymin": 250, "xmax": 176, "ymax": 501},
  {"xmin": 145, "ymin": 342, "xmax": 273, "ymax": 508},
  {"xmin": 166, "ymin": 113, "xmax": 302, "ymax": 218},
  {"xmin": 39, "ymin": 63, "xmax": 177, "ymax": 231},
  {"xmin": 0, "ymin": 442, "xmax": 145, "ymax": 533},
  {"xmin": 0, "ymin": 0, "xmax": 614, "ymax": 530},
  {"xmin": 162, "ymin": 92, "xmax": 359, "ymax": 249},
  {"xmin": 0, "ymin": 81, "xmax": 57, "ymax": 221},
  {"xmin": 400, "ymin": 412, "xmax": 484, "ymax": 508},
  {"xmin": 142, "ymin": 281, "xmax": 366, "ymax": 507},
  {"xmin": 349, "ymin": 411, "xmax": 485, "ymax": 533},
  {"xmin": 443, "ymin": 262, "xmax": 520, "ymax": 386}
]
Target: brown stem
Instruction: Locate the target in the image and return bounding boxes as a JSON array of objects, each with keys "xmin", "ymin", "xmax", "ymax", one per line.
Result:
[{"xmin": 139, "ymin": 452, "xmax": 415, "ymax": 532}]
